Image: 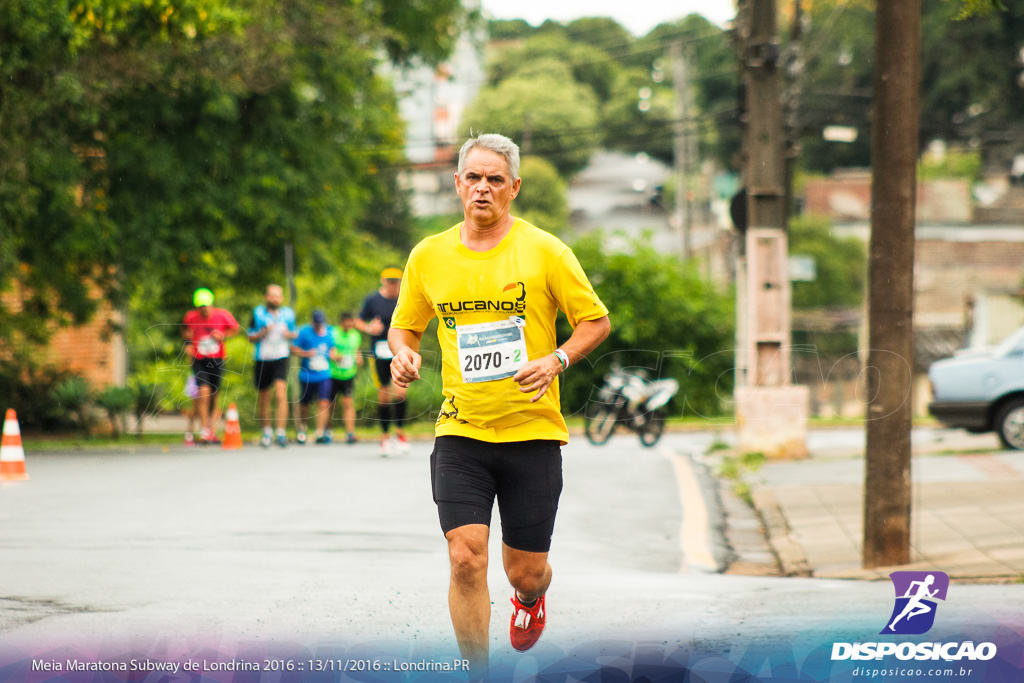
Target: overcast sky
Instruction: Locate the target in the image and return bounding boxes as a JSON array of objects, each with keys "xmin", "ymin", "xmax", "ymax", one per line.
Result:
[{"xmin": 478, "ymin": 0, "xmax": 737, "ymax": 36}]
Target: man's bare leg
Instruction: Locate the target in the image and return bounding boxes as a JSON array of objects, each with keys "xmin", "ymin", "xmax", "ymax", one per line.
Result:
[
  {"xmin": 274, "ymin": 380, "xmax": 289, "ymax": 431},
  {"xmin": 446, "ymin": 524, "xmax": 490, "ymax": 678},
  {"xmin": 502, "ymin": 544, "xmax": 551, "ymax": 604},
  {"xmin": 257, "ymin": 390, "xmax": 271, "ymax": 430},
  {"xmin": 342, "ymin": 396, "xmax": 356, "ymax": 436},
  {"xmin": 197, "ymin": 385, "xmax": 212, "ymax": 431},
  {"xmin": 315, "ymin": 399, "xmax": 331, "ymax": 435}
]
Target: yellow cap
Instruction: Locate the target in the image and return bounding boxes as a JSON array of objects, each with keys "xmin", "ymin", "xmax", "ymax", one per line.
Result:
[{"xmin": 381, "ymin": 267, "xmax": 403, "ymax": 280}]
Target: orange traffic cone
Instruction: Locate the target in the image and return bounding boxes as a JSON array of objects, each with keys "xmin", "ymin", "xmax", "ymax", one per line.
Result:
[
  {"xmin": 1, "ymin": 409, "xmax": 30, "ymax": 481},
  {"xmin": 222, "ymin": 403, "xmax": 243, "ymax": 450}
]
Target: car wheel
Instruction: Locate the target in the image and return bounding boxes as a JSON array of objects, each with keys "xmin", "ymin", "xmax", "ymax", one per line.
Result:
[{"xmin": 995, "ymin": 398, "xmax": 1024, "ymax": 450}]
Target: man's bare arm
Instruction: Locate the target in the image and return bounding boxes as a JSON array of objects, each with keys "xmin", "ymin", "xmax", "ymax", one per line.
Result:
[
  {"xmin": 389, "ymin": 327, "xmax": 424, "ymax": 388},
  {"xmin": 513, "ymin": 315, "xmax": 610, "ymax": 402}
]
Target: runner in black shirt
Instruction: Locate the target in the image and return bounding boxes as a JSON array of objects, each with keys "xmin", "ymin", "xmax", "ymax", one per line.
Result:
[{"xmin": 357, "ymin": 266, "xmax": 409, "ymax": 455}]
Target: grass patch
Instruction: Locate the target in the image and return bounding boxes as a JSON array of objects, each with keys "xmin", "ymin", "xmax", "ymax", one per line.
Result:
[
  {"xmin": 716, "ymin": 451, "xmax": 766, "ymax": 506},
  {"xmin": 707, "ymin": 437, "xmax": 731, "ymax": 453}
]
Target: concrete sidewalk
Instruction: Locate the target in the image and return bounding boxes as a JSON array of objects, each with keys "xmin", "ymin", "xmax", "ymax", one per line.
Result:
[{"xmin": 740, "ymin": 429, "xmax": 1024, "ymax": 581}]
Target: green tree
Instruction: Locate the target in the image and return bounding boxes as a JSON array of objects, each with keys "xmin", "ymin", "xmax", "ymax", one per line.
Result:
[
  {"xmin": 564, "ymin": 17, "xmax": 634, "ymax": 57},
  {"xmin": 487, "ymin": 19, "xmax": 537, "ymax": 41},
  {"xmin": 1, "ymin": 0, "xmax": 465, "ymax": 381},
  {"xmin": 788, "ymin": 213, "xmax": 867, "ymax": 361},
  {"xmin": 956, "ymin": 0, "xmax": 1007, "ymax": 18},
  {"xmin": 789, "ymin": 214, "xmax": 867, "ymax": 310},
  {"xmin": 461, "ymin": 63, "xmax": 601, "ymax": 176},
  {"xmin": 485, "ymin": 32, "xmax": 621, "ymax": 104},
  {"xmin": 626, "ymin": 15, "xmax": 740, "ymax": 169},
  {"xmin": 560, "ymin": 233, "xmax": 735, "ymax": 418},
  {"xmin": 513, "ymin": 156, "xmax": 569, "ymax": 232},
  {"xmin": 795, "ymin": 0, "xmax": 1024, "ymax": 173},
  {"xmin": 600, "ymin": 66, "xmax": 675, "ymax": 163}
]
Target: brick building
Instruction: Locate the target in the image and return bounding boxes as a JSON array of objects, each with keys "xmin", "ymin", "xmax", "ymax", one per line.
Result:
[
  {"xmin": 800, "ymin": 173, "xmax": 1024, "ymax": 416},
  {"xmin": 1, "ymin": 285, "xmax": 126, "ymax": 389}
]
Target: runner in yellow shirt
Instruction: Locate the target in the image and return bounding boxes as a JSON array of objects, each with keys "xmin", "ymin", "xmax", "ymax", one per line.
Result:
[{"xmin": 389, "ymin": 133, "xmax": 610, "ymax": 677}]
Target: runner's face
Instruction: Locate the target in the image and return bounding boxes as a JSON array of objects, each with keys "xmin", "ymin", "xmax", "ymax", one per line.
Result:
[
  {"xmin": 265, "ymin": 286, "xmax": 283, "ymax": 309},
  {"xmin": 455, "ymin": 149, "xmax": 520, "ymax": 229},
  {"xmin": 381, "ymin": 278, "xmax": 401, "ymax": 299}
]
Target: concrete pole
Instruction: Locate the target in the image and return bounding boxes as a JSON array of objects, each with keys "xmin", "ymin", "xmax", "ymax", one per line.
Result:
[
  {"xmin": 733, "ymin": 0, "xmax": 809, "ymax": 460},
  {"xmin": 671, "ymin": 40, "xmax": 692, "ymax": 262}
]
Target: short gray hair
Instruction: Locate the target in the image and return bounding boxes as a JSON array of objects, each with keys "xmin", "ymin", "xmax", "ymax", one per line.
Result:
[{"xmin": 457, "ymin": 133, "xmax": 520, "ymax": 180}]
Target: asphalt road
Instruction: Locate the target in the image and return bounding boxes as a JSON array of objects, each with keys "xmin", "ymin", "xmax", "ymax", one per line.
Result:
[{"xmin": 1, "ymin": 432, "xmax": 1020, "ymax": 681}]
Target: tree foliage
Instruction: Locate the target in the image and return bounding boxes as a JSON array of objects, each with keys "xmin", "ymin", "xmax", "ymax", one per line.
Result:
[
  {"xmin": 795, "ymin": 0, "xmax": 1024, "ymax": 173},
  {"xmin": 460, "ymin": 63, "xmax": 601, "ymax": 176},
  {"xmin": 0, "ymin": 0, "xmax": 463, "ymax": 364},
  {"xmin": 788, "ymin": 214, "xmax": 867, "ymax": 310},
  {"xmin": 474, "ymin": 13, "xmax": 740, "ymax": 178},
  {"xmin": 513, "ymin": 156, "xmax": 570, "ymax": 233},
  {"xmin": 559, "ymin": 233, "xmax": 736, "ymax": 418}
]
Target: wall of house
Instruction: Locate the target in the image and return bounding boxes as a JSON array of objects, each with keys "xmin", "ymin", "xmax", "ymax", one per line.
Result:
[{"xmin": 1, "ymin": 287, "xmax": 126, "ymax": 389}]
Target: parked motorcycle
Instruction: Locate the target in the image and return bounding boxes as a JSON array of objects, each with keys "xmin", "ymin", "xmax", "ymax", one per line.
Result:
[{"xmin": 583, "ymin": 366, "xmax": 679, "ymax": 447}]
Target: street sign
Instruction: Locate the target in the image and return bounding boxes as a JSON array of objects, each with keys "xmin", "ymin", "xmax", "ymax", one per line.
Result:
[{"xmin": 788, "ymin": 255, "xmax": 816, "ymax": 281}]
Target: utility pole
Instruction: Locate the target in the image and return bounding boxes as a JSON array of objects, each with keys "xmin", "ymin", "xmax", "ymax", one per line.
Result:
[
  {"xmin": 671, "ymin": 39, "xmax": 692, "ymax": 262},
  {"xmin": 863, "ymin": 0, "xmax": 921, "ymax": 569},
  {"xmin": 783, "ymin": 0, "xmax": 804, "ymax": 222},
  {"xmin": 284, "ymin": 242, "xmax": 296, "ymax": 309},
  {"xmin": 734, "ymin": 0, "xmax": 808, "ymax": 459}
]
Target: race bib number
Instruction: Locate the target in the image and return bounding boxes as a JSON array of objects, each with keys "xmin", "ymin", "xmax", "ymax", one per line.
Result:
[
  {"xmin": 374, "ymin": 339, "xmax": 394, "ymax": 360},
  {"xmin": 338, "ymin": 355, "xmax": 355, "ymax": 370},
  {"xmin": 259, "ymin": 340, "xmax": 289, "ymax": 360},
  {"xmin": 259, "ymin": 321, "xmax": 290, "ymax": 360},
  {"xmin": 196, "ymin": 335, "xmax": 220, "ymax": 356},
  {"xmin": 309, "ymin": 355, "xmax": 330, "ymax": 372},
  {"xmin": 456, "ymin": 318, "xmax": 527, "ymax": 384}
]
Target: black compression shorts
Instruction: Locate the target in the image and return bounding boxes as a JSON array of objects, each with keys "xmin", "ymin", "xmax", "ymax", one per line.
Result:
[
  {"xmin": 254, "ymin": 357, "xmax": 289, "ymax": 391},
  {"xmin": 430, "ymin": 435, "xmax": 563, "ymax": 553},
  {"xmin": 374, "ymin": 357, "xmax": 393, "ymax": 387},
  {"xmin": 332, "ymin": 377, "xmax": 355, "ymax": 399},
  {"xmin": 191, "ymin": 357, "xmax": 225, "ymax": 391}
]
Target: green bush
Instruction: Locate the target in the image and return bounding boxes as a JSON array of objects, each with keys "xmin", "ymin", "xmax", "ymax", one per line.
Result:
[
  {"xmin": 0, "ymin": 361, "xmax": 78, "ymax": 431},
  {"xmin": 94, "ymin": 385, "xmax": 134, "ymax": 438},
  {"xmin": 51, "ymin": 376, "xmax": 94, "ymax": 434},
  {"xmin": 560, "ymin": 232, "xmax": 736, "ymax": 419},
  {"xmin": 129, "ymin": 379, "xmax": 165, "ymax": 437}
]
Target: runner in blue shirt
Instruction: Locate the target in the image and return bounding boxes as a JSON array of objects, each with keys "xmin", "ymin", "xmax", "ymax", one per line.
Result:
[
  {"xmin": 291, "ymin": 310, "xmax": 337, "ymax": 444},
  {"xmin": 247, "ymin": 284, "xmax": 297, "ymax": 448}
]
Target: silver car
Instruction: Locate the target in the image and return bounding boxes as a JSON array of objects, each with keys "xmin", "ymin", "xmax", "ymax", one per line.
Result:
[{"xmin": 928, "ymin": 326, "xmax": 1024, "ymax": 450}]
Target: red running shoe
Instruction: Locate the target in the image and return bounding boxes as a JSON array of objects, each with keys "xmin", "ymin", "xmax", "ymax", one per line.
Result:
[{"xmin": 509, "ymin": 593, "xmax": 546, "ymax": 652}]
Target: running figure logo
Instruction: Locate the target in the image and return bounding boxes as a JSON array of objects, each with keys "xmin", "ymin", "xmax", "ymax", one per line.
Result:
[{"xmin": 881, "ymin": 571, "xmax": 949, "ymax": 635}]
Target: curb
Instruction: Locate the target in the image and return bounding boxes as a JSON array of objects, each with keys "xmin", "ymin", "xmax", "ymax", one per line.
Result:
[
  {"xmin": 749, "ymin": 488, "xmax": 813, "ymax": 578},
  {"xmin": 661, "ymin": 447, "xmax": 731, "ymax": 573}
]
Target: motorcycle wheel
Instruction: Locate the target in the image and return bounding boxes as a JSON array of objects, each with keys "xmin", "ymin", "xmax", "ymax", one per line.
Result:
[
  {"xmin": 638, "ymin": 410, "xmax": 666, "ymax": 448},
  {"xmin": 584, "ymin": 403, "xmax": 617, "ymax": 446}
]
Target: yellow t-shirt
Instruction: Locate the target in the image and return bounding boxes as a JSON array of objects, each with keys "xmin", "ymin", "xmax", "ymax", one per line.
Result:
[{"xmin": 392, "ymin": 218, "xmax": 608, "ymax": 444}]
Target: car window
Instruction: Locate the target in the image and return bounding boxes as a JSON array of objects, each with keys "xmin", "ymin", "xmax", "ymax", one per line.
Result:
[{"xmin": 995, "ymin": 325, "xmax": 1024, "ymax": 357}]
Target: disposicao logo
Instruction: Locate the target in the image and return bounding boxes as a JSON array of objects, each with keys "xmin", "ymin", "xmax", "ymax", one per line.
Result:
[
  {"xmin": 882, "ymin": 571, "xmax": 949, "ymax": 635},
  {"xmin": 831, "ymin": 570, "xmax": 997, "ymax": 663}
]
